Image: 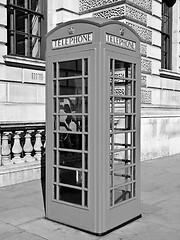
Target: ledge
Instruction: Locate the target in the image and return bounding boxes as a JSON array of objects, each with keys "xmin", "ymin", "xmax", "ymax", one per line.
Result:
[
  {"xmin": 159, "ymin": 69, "xmax": 180, "ymax": 81},
  {"xmin": 3, "ymin": 55, "xmax": 45, "ymax": 71},
  {"xmin": 0, "ymin": 161, "xmax": 45, "ymax": 187}
]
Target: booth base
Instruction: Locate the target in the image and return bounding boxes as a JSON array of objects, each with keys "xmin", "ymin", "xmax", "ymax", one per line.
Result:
[{"xmin": 46, "ymin": 214, "xmax": 142, "ymax": 236}]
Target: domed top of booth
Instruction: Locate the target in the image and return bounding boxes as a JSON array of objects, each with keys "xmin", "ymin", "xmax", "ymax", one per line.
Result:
[
  {"xmin": 47, "ymin": 18, "xmax": 139, "ymax": 39},
  {"xmin": 46, "ymin": 18, "xmax": 140, "ymax": 55}
]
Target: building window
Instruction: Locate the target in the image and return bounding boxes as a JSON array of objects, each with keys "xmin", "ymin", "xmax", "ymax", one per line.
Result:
[
  {"xmin": 7, "ymin": 0, "xmax": 44, "ymax": 59},
  {"xmin": 161, "ymin": 2, "xmax": 172, "ymax": 70}
]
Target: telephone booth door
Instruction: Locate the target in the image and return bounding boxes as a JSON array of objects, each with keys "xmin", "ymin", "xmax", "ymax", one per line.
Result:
[
  {"xmin": 104, "ymin": 50, "xmax": 141, "ymax": 229},
  {"xmin": 46, "ymin": 18, "xmax": 141, "ymax": 235}
]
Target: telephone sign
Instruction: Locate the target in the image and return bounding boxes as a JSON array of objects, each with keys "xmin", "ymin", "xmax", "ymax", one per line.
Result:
[{"xmin": 46, "ymin": 18, "xmax": 141, "ymax": 235}]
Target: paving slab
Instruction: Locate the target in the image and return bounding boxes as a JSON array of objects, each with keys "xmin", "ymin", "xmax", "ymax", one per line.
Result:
[
  {"xmin": 113, "ymin": 219, "xmax": 180, "ymax": 240},
  {"xmin": 0, "ymin": 154, "xmax": 180, "ymax": 240},
  {"xmin": 0, "ymin": 220, "xmax": 23, "ymax": 240},
  {"xmin": 2, "ymin": 231, "xmax": 47, "ymax": 240},
  {"xmin": 0, "ymin": 206, "xmax": 44, "ymax": 226}
]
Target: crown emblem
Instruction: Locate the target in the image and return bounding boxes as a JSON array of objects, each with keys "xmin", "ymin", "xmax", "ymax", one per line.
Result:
[
  {"xmin": 68, "ymin": 25, "xmax": 75, "ymax": 35},
  {"xmin": 119, "ymin": 27, "xmax": 125, "ymax": 36}
]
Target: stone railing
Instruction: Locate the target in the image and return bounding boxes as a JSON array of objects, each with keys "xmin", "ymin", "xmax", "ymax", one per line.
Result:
[{"xmin": 0, "ymin": 122, "xmax": 45, "ymax": 167}]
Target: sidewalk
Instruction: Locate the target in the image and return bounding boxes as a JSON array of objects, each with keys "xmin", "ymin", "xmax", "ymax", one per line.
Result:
[{"xmin": 0, "ymin": 154, "xmax": 180, "ymax": 240}]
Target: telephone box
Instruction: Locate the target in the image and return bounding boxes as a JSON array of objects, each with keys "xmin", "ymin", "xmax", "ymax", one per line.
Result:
[{"xmin": 46, "ymin": 18, "xmax": 141, "ymax": 235}]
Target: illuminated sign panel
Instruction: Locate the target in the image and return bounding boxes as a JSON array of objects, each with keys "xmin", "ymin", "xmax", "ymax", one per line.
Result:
[
  {"xmin": 52, "ymin": 33, "xmax": 93, "ymax": 49},
  {"xmin": 106, "ymin": 33, "xmax": 136, "ymax": 51}
]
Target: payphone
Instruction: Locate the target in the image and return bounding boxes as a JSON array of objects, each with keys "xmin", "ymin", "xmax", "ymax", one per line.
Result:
[{"xmin": 46, "ymin": 18, "xmax": 141, "ymax": 235}]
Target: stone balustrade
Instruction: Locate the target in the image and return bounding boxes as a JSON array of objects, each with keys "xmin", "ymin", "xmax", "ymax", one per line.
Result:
[{"xmin": 0, "ymin": 122, "xmax": 45, "ymax": 167}]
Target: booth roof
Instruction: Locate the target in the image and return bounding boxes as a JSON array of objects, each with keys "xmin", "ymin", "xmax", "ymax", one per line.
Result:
[{"xmin": 46, "ymin": 17, "xmax": 140, "ymax": 41}]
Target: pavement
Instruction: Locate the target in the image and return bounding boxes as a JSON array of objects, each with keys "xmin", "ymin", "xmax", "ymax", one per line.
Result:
[{"xmin": 0, "ymin": 154, "xmax": 180, "ymax": 240}]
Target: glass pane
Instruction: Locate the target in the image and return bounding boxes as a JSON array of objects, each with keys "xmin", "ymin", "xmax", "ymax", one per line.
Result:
[
  {"xmin": 16, "ymin": 10, "xmax": 27, "ymax": 32},
  {"xmin": 114, "ymin": 99, "xmax": 132, "ymax": 114},
  {"xmin": 84, "ymin": 78, "xmax": 88, "ymax": 94},
  {"xmin": 110, "ymin": 171, "xmax": 113, "ymax": 187},
  {"xmin": 53, "ymin": 80, "xmax": 57, "ymax": 95},
  {"xmin": 84, "ymin": 58, "xmax": 88, "ymax": 75},
  {"xmin": 59, "ymin": 169, "xmax": 82, "ymax": 187},
  {"xmin": 53, "ymin": 63, "xmax": 57, "ymax": 78},
  {"xmin": 84, "ymin": 153, "xmax": 88, "ymax": 169},
  {"xmin": 114, "ymin": 115, "xmax": 132, "ymax": 131},
  {"xmin": 59, "ymin": 59, "xmax": 82, "ymax": 77},
  {"xmin": 84, "ymin": 172, "xmax": 88, "ymax": 188},
  {"xmin": 59, "ymin": 186, "xmax": 82, "ymax": 205},
  {"xmin": 133, "ymin": 64, "xmax": 136, "ymax": 79},
  {"xmin": 53, "ymin": 98, "xmax": 56, "ymax": 113},
  {"xmin": 114, "ymin": 132, "xmax": 132, "ymax": 150},
  {"xmin": 110, "ymin": 97, "xmax": 114, "ymax": 114},
  {"xmin": 115, "ymin": 60, "xmax": 132, "ymax": 79},
  {"xmin": 110, "ymin": 134, "xmax": 113, "ymax": 151},
  {"xmin": 53, "ymin": 115, "xmax": 57, "ymax": 130},
  {"xmin": 59, "ymin": 97, "xmax": 83, "ymax": 113},
  {"xmin": 114, "ymin": 167, "xmax": 132, "ymax": 186},
  {"xmin": 31, "ymin": 0, "xmax": 40, "ymax": 12},
  {"xmin": 110, "ymin": 59, "xmax": 113, "ymax": 76},
  {"xmin": 53, "ymin": 167, "xmax": 57, "ymax": 182},
  {"xmin": 84, "ymin": 191, "xmax": 88, "ymax": 207},
  {"xmin": 54, "ymin": 133, "xmax": 57, "ymax": 148},
  {"xmin": 84, "ymin": 97, "xmax": 88, "ymax": 113},
  {"xmin": 54, "ymin": 150, "xmax": 57, "ymax": 165},
  {"xmin": 110, "ymin": 153, "xmax": 113, "ymax": 169},
  {"xmin": 133, "ymin": 166, "xmax": 136, "ymax": 180},
  {"xmin": 53, "ymin": 184, "xmax": 57, "ymax": 200},
  {"xmin": 133, "ymin": 182, "xmax": 136, "ymax": 197},
  {"xmin": 59, "ymin": 115, "xmax": 80, "ymax": 132},
  {"xmin": 59, "ymin": 78, "xmax": 82, "ymax": 95},
  {"xmin": 114, "ymin": 80, "xmax": 132, "ymax": 96},
  {"xmin": 30, "ymin": 14, "xmax": 40, "ymax": 35},
  {"xmin": 30, "ymin": 37, "xmax": 40, "ymax": 58},
  {"xmin": 59, "ymin": 151, "xmax": 82, "ymax": 168},
  {"xmin": 16, "ymin": 34, "xmax": 26, "ymax": 55},
  {"xmin": 84, "ymin": 115, "xmax": 88, "ymax": 132},
  {"xmin": 17, "ymin": 0, "xmax": 27, "ymax": 8},
  {"xmin": 114, "ymin": 184, "xmax": 132, "ymax": 205},
  {"xmin": 110, "ymin": 190, "xmax": 113, "ymax": 206},
  {"xmin": 59, "ymin": 133, "xmax": 82, "ymax": 150},
  {"xmin": 114, "ymin": 150, "xmax": 132, "ymax": 165},
  {"xmin": 85, "ymin": 134, "xmax": 88, "ymax": 151}
]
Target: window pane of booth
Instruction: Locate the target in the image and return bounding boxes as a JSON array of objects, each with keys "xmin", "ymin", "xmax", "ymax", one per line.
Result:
[
  {"xmin": 113, "ymin": 150, "xmax": 132, "ymax": 165},
  {"xmin": 59, "ymin": 133, "xmax": 82, "ymax": 150},
  {"xmin": 52, "ymin": 57, "xmax": 89, "ymax": 208},
  {"xmin": 84, "ymin": 78, "xmax": 88, "ymax": 94},
  {"xmin": 59, "ymin": 97, "xmax": 83, "ymax": 113},
  {"xmin": 114, "ymin": 167, "xmax": 132, "ymax": 186},
  {"xmin": 114, "ymin": 184, "xmax": 132, "ymax": 205},
  {"xmin": 59, "ymin": 151, "xmax": 82, "ymax": 168},
  {"xmin": 84, "ymin": 58, "xmax": 88, "ymax": 76},
  {"xmin": 59, "ymin": 186, "xmax": 82, "ymax": 205},
  {"xmin": 59, "ymin": 115, "xmax": 80, "ymax": 132},
  {"xmin": 114, "ymin": 60, "xmax": 132, "ymax": 79},
  {"xmin": 114, "ymin": 132, "xmax": 132, "ymax": 149},
  {"xmin": 113, "ymin": 115, "xmax": 132, "ymax": 131},
  {"xmin": 59, "ymin": 169, "xmax": 82, "ymax": 187},
  {"xmin": 109, "ymin": 58, "xmax": 137, "ymax": 208},
  {"xmin": 59, "ymin": 59, "xmax": 82, "ymax": 77},
  {"xmin": 59, "ymin": 78, "xmax": 82, "ymax": 95}
]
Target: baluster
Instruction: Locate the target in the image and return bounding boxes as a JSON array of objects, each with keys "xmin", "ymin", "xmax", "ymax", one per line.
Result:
[
  {"xmin": 34, "ymin": 130, "xmax": 43, "ymax": 161},
  {"xmin": 1, "ymin": 132, "xmax": 12, "ymax": 166},
  {"xmin": 12, "ymin": 131, "xmax": 23, "ymax": 164},
  {"xmin": 23, "ymin": 130, "xmax": 35, "ymax": 162}
]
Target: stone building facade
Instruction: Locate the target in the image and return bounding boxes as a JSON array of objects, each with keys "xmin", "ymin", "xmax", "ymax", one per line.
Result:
[
  {"xmin": 0, "ymin": 0, "xmax": 180, "ymax": 175},
  {"xmin": 48, "ymin": 0, "xmax": 180, "ymax": 160}
]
